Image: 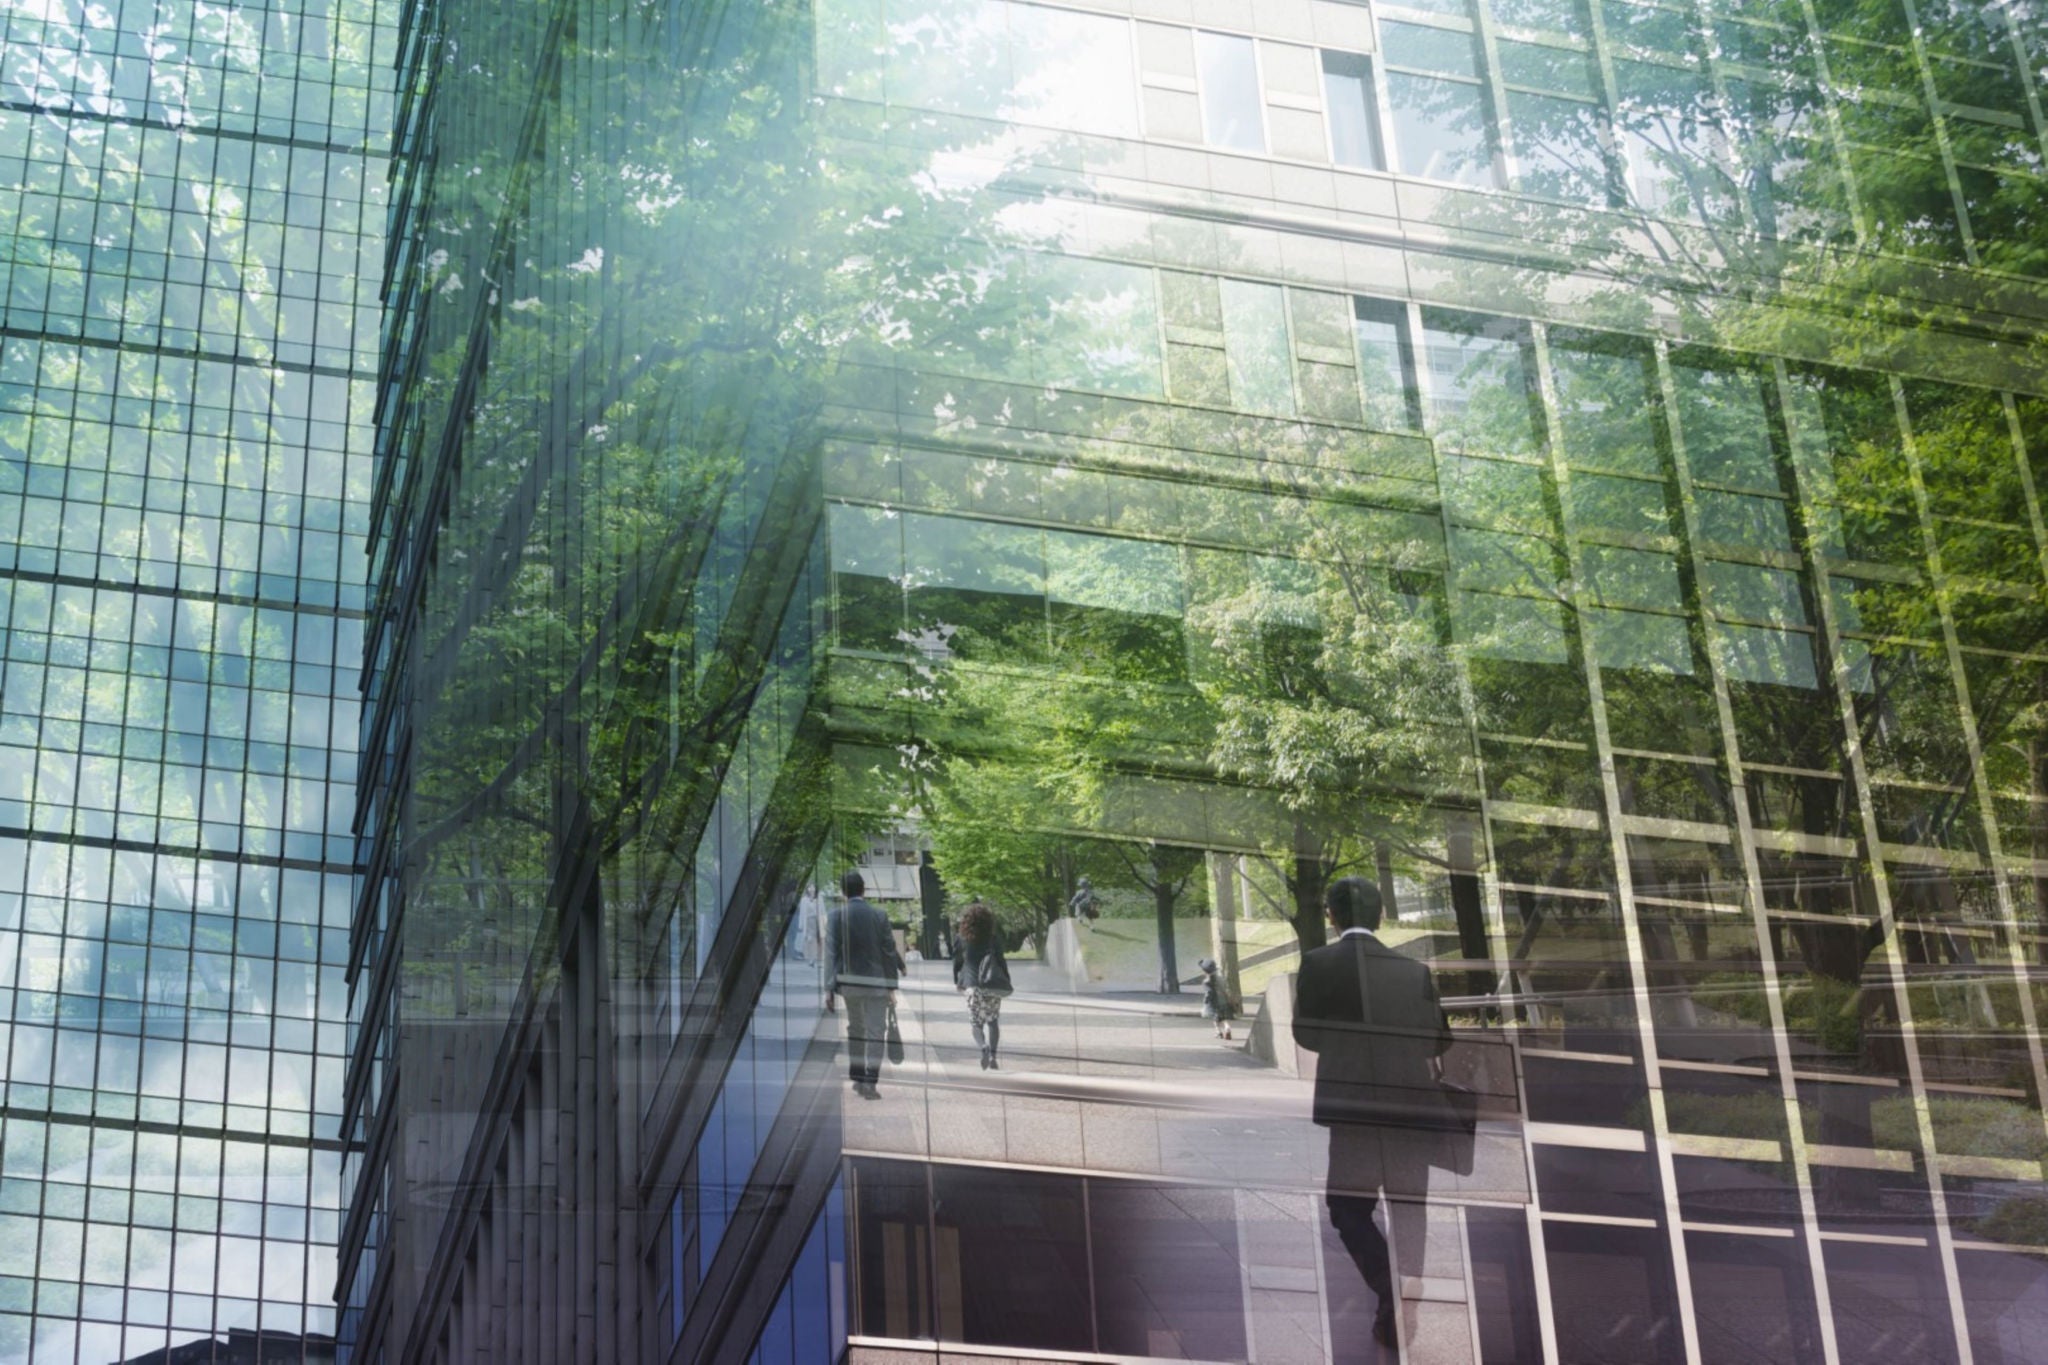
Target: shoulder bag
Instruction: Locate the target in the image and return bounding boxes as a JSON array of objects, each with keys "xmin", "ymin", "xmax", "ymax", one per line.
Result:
[
  {"xmin": 976, "ymin": 949, "xmax": 1014, "ymax": 996},
  {"xmin": 885, "ymin": 997, "xmax": 905, "ymax": 1065}
]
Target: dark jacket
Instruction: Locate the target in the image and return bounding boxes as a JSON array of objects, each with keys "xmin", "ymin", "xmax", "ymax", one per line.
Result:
[
  {"xmin": 1292, "ymin": 932, "xmax": 1452, "ymax": 1129},
  {"xmin": 952, "ymin": 937, "xmax": 1012, "ymax": 994},
  {"xmin": 826, "ymin": 897, "xmax": 901, "ymax": 991}
]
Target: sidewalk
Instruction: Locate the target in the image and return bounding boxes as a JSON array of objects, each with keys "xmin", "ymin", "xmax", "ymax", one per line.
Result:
[
  {"xmin": 844, "ymin": 962, "xmax": 1533, "ymax": 1206},
  {"xmin": 894, "ymin": 959, "xmax": 1266, "ymax": 1079}
]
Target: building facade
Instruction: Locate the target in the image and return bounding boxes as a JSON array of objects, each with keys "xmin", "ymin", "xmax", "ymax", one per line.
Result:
[
  {"xmin": 0, "ymin": 1, "xmax": 394, "ymax": 1362},
  {"xmin": 353, "ymin": 1, "xmax": 2048, "ymax": 1364}
]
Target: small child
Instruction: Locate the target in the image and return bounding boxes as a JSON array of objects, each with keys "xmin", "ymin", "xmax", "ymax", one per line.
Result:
[{"xmin": 1198, "ymin": 957, "xmax": 1238, "ymax": 1042}]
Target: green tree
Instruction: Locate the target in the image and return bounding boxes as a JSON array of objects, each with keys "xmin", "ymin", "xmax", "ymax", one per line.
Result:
[{"xmin": 1193, "ymin": 535, "xmax": 1474, "ymax": 952}]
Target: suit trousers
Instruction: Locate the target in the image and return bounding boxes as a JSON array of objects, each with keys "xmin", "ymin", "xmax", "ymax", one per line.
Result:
[
  {"xmin": 840, "ymin": 986, "xmax": 891, "ymax": 1086},
  {"xmin": 1324, "ymin": 1124, "xmax": 1433, "ymax": 1357}
]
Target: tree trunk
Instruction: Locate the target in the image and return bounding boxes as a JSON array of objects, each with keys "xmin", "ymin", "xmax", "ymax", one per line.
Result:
[
  {"xmin": 1374, "ymin": 839, "xmax": 1399, "ymax": 923},
  {"xmin": 1446, "ymin": 812, "xmax": 1492, "ymax": 998},
  {"xmin": 1291, "ymin": 848, "xmax": 1330, "ymax": 952},
  {"xmin": 1208, "ymin": 853, "xmax": 1244, "ymax": 1005},
  {"xmin": 1155, "ymin": 878, "xmax": 1181, "ymax": 994}
]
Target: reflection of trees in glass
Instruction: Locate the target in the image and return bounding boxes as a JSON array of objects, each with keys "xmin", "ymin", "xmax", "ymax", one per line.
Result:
[
  {"xmin": 1195, "ymin": 543, "xmax": 1475, "ymax": 953},
  {"xmin": 1422, "ymin": 310, "xmax": 1544, "ymax": 455},
  {"xmin": 389, "ymin": 0, "xmax": 1088, "ymax": 974},
  {"xmin": 915, "ymin": 660, "xmax": 1212, "ymax": 982},
  {"xmin": 819, "ymin": 0, "xmax": 1141, "ymax": 137},
  {"xmin": 918, "ymin": 745, "xmax": 1134, "ymax": 958},
  {"xmin": 1416, "ymin": 0, "xmax": 2048, "ymax": 319},
  {"xmin": 366, "ymin": 2, "xmax": 1107, "ymax": 1342},
  {"xmin": 1380, "ymin": 16, "xmax": 1502, "ymax": 187}
]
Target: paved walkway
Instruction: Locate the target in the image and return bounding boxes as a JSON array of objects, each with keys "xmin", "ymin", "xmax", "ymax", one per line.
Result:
[{"xmin": 841, "ymin": 961, "xmax": 1532, "ymax": 1210}]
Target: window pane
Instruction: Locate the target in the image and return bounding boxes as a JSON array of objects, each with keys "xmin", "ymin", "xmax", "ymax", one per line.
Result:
[
  {"xmin": 1421, "ymin": 312, "xmax": 1539, "ymax": 453},
  {"xmin": 1008, "ymin": 1, "xmax": 1141, "ymax": 138},
  {"xmin": 1544, "ymin": 1222, "xmax": 1686, "ymax": 1365},
  {"xmin": 1825, "ymin": 1241, "xmax": 1961, "ymax": 1365},
  {"xmin": 834, "ymin": 0, "xmax": 1141, "ymax": 136},
  {"xmin": 1196, "ymin": 31, "xmax": 1264, "ymax": 151},
  {"xmin": 874, "ymin": 0, "xmax": 1013, "ymax": 120},
  {"xmin": 1687, "ymin": 1231, "xmax": 1828, "ymax": 1365},
  {"xmin": 1382, "ymin": 21, "xmax": 1481, "ymax": 79},
  {"xmin": 1219, "ymin": 279, "xmax": 1295, "ymax": 415},
  {"xmin": 1619, "ymin": 107, "xmax": 1736, "ymax": 220},
  {"xmin": 1029, "ymin": 255, "xmax": 1164, "ymax": 398},
  {"xmin": 1354, "ymin": 298, "xmax": 1421, "ymax": 430},
  {"xmin": 1388, "ymin": 72, "xmax": 1497, "ymax": 185},
  {"xmin": 904, "ymin": 513, "xmax": 1047, "ymax": 662},
  {"xmin": 1089, "ymin": 1184, "xmax": 1245, "ymax": 1359},
  {"xmin": 1549, "ymin": 334, "xmax": 1660, "ymax": 474},
  {"xmin": 1671, "ymin": 356, "xmax": 1780, "ymax": 491},
  {"xmin": 1494, "ymin": 0, "xmax": 1590, "ymax": 37},
  {"xmin": 1498, "ymin": 39, "xmax": 1598, "ymax": 99},
  {"xmin": 931, "ymin": 1164, "xmax": 1092, "ymax": 1351},
  {"xmin": 1322, "ymin": 51, "xmax": 1384, "ymax": 169},
  {"xmin": 1510, "ymin": 91, "xmax": 1613, "ymax": 202}
]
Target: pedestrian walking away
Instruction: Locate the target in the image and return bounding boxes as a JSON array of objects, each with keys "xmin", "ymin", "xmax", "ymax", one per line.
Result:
[
  {"xmin": 825, "ymin": 869, "xmax": 904, "ymax": 1099},
  {"xmin": 1198, "ymin": 957, "xmax": 1238, "ymax": 1042},
  {"xmin": 1293, "ymin": 876, "xmax": 1454, "ymax": 1361},
  {"xmin": 951, "ymin": 900, "xmax": 1013, "ymax": 1070}
]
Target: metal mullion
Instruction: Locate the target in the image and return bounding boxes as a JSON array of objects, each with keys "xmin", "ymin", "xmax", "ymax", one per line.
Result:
[
  {"xmin": 1248, "ymin": 32, "xmax": 1278, "ymax": 158},
  {"xmin": 1408, "ymin": 297, "xmax": 1559, "ymax": 1365},
  {"xmin": 1367, "ymin": 41, "xmax": 1403, "ymax": 178},
  {"xmin": 1794, "ymin": 368, "xmax": 1979, "ymax": 1365},
  {"xmin": 1580, "ymin": 0, "xmax": 1629, "ymax": 210},
  {"xmin": 1692, "ymin": 0, "xmax": 1765, "ymax": 237},
  {"xmin": 1529, "ymin": 321, "xmax": 1703, "ymax": 1365},
  {"xmin": 1469, "ymin": 0, "xmax": 1518, "ymax": 189},
  {"xmin": 1787, "ymin": 0, "xmax": 1870, "ymax": 248},
  {"xmin": 1893, "ymin": 379, "xmax": 2048, "ymax": 1187},
  {"xmin": 1662, "ymin": 349, "xmax": 1842, "ymax": 1365},
  {"xmin": 1403, "ymin": 299, "xmax": 1514, "ymax": 982},
  {"xmin": 1998, "ymin": 392, "xmax": 2048, "ymax": 620},
  {"xmin": 1896, "ymin": 0, "xmax": 1983, "ymax": 268},
  {"xmin": 1990, "ymin": 1, "xmax": 2048, "ymax": 168},
  {"xmin": 1456, "ymin": 1203, "xmax": 1485, "ymax": 1357}
]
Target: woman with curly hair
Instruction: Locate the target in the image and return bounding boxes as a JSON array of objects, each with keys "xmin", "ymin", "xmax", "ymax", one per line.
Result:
[{"xmin": 951, "ymin": 901, "xmax": 1014, "ymax": 1070}]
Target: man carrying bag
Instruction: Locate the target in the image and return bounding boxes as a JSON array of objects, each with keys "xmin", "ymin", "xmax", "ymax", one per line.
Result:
[
  {"xmin": 826, "ymin": 870, "xmax": 903, "ymax": 1099},
  {"xmin": 1293, "ymin": 877, "xmax": 1468, "ymax": 1358}
]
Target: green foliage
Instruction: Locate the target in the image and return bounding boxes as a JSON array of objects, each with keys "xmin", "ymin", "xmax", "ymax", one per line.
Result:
[
  {"xmin": 1966, "ymin": 1195, "xmax": 2048, "ymax": 1249},
  {"xmin": 1870, "ymin": 1096, "xmax": 2048, "ymax": 1162},
  {"xmin": 1645, "ymin": 1090, "xmax": 1790, "ymax": 1142},
  {"xmin": 1786, "ymin": 975, "xmax": 1866, "ymax": 1057},
  {"xmin": 1703, "ymin": 970, "xmax": 1864, "ymax": 1056},
  {"xmin": 384, "ymin": 0, "xmax": 1078, "ymax": 1014},
  {"xmin": 1193, "ymin": 535, "xmax": 1474, "ymax": 939}
]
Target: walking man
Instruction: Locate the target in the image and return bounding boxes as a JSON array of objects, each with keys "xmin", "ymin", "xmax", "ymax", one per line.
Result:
[
  {"xmin": 1293, "ymin": 876, "xmax": 1452, "ymax": 1358},
  {"xmin": 826, "ymin": 870, "xmax": 901, "ymax": 1099}
]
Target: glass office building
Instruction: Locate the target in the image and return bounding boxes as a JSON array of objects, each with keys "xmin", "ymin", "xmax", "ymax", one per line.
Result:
[
  {"xmin": 351, "ymin": 0, "xmax": 2048, "ymax": 1364},
  {"xmin": 0, "ymin": 1, "xmax": 393, "ymax": 1362}
]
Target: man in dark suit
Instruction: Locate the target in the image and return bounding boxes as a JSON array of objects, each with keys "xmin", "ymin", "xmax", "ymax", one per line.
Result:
[
  {"xmin": 1293, "ymin": 876, "xmax": 1452, "ymax": 1357},
  {"xmin": 826, "ymin": 870, "xmax": 902, "ymax": 1099}
]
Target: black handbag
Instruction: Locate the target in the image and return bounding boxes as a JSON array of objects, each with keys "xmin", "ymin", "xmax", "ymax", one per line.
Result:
[
  {"xmin": 885, "ymin": 999, "xmax": 905, "ymax": 1065},
  {"xmin": 976, "ymin": 949, "xmax": 1014, "ymax": 996}
]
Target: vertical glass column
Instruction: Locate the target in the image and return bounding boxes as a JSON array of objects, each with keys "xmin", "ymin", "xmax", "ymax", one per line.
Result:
[{"xmin": 0, "ymin": 2, "xmax": 394, "ymax": 1361}]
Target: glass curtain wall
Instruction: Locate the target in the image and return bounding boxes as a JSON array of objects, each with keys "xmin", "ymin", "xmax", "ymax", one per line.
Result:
[
  {"xmin": 791, "ymin": 2, "xmax": 2048, "ymax": 1364},
  {"xmin": 0, "ymin": 2, "xmax": 393, "ymax": 1363},
  {"xmin": 348, "ymin": 0, "xmax": 2048, "ymax": 1363}
]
